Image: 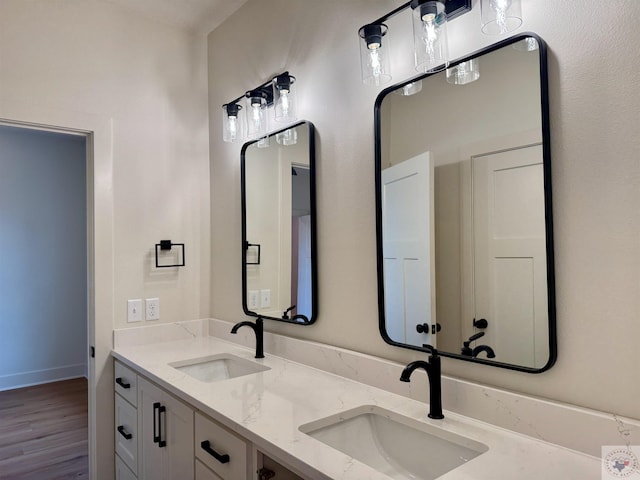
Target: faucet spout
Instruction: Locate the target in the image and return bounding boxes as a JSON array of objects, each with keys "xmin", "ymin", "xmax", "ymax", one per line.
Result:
[
  {"xmin": 230, "ymin": 317, "xmax": 264, "ymax": 359},
  {"xmin": 399, "ymin": 347, "xmax": 444, "ymax": 419},
  {"xmin": 471, "ymin": 345, "xmax": 496, "ymax": 358}
]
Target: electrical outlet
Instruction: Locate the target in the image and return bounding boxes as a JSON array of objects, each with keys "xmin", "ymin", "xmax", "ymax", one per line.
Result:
[
  {"xmin": 145, "ymin": 298, "xmax": 160, "ymax": 320},
  {"xmin": 260, "ymin": 289, "xmax": 271, "ymax": 308},
  {"xmin": 127, "ymin": 299, "xmax": 142, "ymax": 323},
  {"xmin": 248, "ymin": 290, "xmax": 259, "ymax": 309}
]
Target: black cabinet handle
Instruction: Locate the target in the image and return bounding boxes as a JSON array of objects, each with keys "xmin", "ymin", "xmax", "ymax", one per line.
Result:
[
  {"xmin": 153, "ymin": 402, "xmax": 163, "ymax": 446},
  {"xmin": 200, "ymin": 440, "xmax": 230, "ymax": 464},
  {"xmin": 117, "ymin": 425, "xmax": 132, "ymax": 440},
  {"xmin": 158, "ymin": 405, "xmax": 166, "ymax": 447},
  {"xmin": 116, "ymin": 377, "xmax": 130, "ymax": 389}
]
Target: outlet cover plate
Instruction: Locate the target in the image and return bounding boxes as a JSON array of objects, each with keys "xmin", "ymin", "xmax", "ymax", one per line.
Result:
[
  {"xmin": 260, "ymin": 289, "xmax": 271, "ymax": 308},
  {"xmin": 145, "ymin": 298, "xmax": 160, "ymax": 320}
]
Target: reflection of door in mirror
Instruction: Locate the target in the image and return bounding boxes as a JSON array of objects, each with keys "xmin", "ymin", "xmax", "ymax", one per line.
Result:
[
  {"xmin": 382, "ymin": 153, "xmax": 435, "ymax": 347},
  {"xmin": 470, "ymin": 144, "xmax": 548, "ymax": 368}
]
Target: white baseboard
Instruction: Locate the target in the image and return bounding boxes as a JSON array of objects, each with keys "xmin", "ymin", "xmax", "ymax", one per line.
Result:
[{"xmin": 0, "ymin": 363, "xmax": 87, "ymax": 391}]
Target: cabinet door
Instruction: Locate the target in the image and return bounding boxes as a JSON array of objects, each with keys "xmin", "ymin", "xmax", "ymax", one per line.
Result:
[
  {"xmin": 138, "ymin": 378, "xmax": 166, "ymax": 480},
  {"xmin": 164, "ymin": 389, "xmax": 194, "ymax": 479},
  {"xmin": 138, "ymin": 377, "xmax": 195, "ymax": 480}
]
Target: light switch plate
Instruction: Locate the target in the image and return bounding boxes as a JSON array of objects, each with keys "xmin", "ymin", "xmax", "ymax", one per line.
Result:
[
  {"xmin": 127, "ymin": 299, "xmax": 142, "ymax": 323},
  {"xmin": 260, "ymin": 289, "xmax": 271, "ymax": 308},
  {"xmin": 145, "ymin": 298, "xmax": 160, "ymax": 320}
]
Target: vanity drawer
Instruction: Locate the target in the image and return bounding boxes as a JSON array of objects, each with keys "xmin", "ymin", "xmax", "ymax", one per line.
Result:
[
  {"xmin": 115, "ymin": 360, "xmax": 138, "ymax": 406},
  {"xmin": 115, "ymin": 394, "xmax": 138, "ymax": 475},
  {"xmin": 195, "ymin": 412, "xmax": 249, "ymax": 480},
  {"xmin": 196, "ymin": 459, "xmax": 223, "ymax": 480}
]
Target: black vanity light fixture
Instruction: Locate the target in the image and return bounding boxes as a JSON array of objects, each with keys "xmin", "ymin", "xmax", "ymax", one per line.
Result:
[
  {"xmin": 358, "ymin": 0, "xmax": 522, "ymax": 86},
  {"xmin": 222, "ymin": 71, "xmax": 297, "ymax": 144}
]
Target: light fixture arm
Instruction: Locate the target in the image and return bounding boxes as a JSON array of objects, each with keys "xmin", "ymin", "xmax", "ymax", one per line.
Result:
[
  {"xmin": 368, "ymin": 0, "xmax": 471, "ymax": 26},
  {"xmin": 222, "ymin": 71, "xmax": 291, "ymax": 110}
]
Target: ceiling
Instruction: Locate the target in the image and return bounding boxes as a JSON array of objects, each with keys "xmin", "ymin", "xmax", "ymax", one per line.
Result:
[{"xmin": 103, "ymin": 0, "xmax": 250, "ymax": 35}]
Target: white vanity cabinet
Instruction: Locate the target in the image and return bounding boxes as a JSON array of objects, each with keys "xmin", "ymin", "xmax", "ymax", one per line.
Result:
[
  {"xmin": 138, "ymin": 376, "xmax": 194, "ymax": 480},
  {"xmin": 114, "ymin": 359, "xmax": 307, "ymax": 480}
]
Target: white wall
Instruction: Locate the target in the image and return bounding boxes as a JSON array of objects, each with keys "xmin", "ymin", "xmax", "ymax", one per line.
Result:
[
  {"xmin": 0, "ymin": 125, "xmax": 87, "ymax": 390},
  {"xmin": 0, "ymin": 0, "xmax": 210, "ymax": 329},
  {"xmin": 0, "ymin": 1, "xmax": 210, "ymax": 476},
  {"xmin": 209, "ymin": 0, "xmax": 640, "ymax": 420}
]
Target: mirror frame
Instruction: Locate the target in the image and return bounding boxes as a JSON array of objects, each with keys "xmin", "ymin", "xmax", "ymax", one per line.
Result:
[
  {"xmin": 374, "ymin": 33, "xmax": 557, "ymax": 372},
  {"xmin": 241, "ymin": 120, "xmax": 318, "ymax": 325}
]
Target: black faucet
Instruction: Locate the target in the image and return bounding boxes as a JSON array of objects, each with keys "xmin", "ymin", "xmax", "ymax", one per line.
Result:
[
  {"xmin": 399, "ymin": 345, "xmax": 444, "ymax": 419},
  {"xmin": 230, "ymin": 316, "xmax": 264, "ymax": 358},
  {"xmin": 471, "ymin": 344, "xmax": 495, "ymax": 358},
  {"xmin": 282, "ymin": 304, "xmax": 296, "ymax": 320},
  {"xmin": 461, "ymin": 332, "xmax": 496, "ymax": 359}
]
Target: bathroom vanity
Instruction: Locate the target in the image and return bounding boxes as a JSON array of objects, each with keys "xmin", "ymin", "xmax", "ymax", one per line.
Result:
[{"xmin": 111, "ymin": 321, "xmax": 603, "ymax": 480}]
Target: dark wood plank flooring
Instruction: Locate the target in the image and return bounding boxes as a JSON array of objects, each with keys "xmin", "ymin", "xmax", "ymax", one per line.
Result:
[{"xmin": 0, "ymin": 378, "xmax": 88, "ymax": 479}]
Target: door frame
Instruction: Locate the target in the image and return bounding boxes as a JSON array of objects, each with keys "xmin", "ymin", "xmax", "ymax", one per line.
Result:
[{"xmin": 1, "ymin": 102, "xmax": 115, "ymax": 479}]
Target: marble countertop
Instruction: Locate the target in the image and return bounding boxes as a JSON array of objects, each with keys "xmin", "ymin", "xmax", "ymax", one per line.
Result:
[{"xmin": 112, "ymin": 336, "xmax": 600, "ymax": 480}]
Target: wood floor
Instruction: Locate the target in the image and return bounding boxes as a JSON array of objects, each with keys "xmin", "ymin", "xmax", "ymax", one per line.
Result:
[{"xmin": 0, "ymin": 378, "xmax": 88, "ymax": 479}]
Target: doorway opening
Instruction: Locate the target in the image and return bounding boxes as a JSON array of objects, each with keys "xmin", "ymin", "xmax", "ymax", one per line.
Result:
[{"xmin": 0, "ymin": 123, "xmax": 90, "ymax": 477}]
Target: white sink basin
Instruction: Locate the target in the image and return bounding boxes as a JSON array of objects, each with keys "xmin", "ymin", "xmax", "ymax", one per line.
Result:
[
  {"xmin": 169, "ymin": 353, "xmax": 270, "ymax": 382},
  {"xmin": 299, "ymin": 406, "xmax": 488, "ymax": 480}
]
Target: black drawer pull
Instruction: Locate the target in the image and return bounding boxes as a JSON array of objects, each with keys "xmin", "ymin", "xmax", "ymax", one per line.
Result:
[
  {"xmin": 153, "ymin": 402, "xmax": 167, "ymax": 447},
  {"xmin": 117, "ymin": 425, "xmax": 132, "ymax": 440},
  {"xmin": 201, "ymin": 440, "xmax": 230, "ymax": 464},
  {"xmin": 116, "ymin": 377, "xmax": 130, "ymax": 389}
]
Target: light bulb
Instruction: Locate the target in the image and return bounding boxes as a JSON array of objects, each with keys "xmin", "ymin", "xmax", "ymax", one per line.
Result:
[
  {"xmin": 369, "ymin": 48, "xmax": 383, "ymax": 80},
  {"xmin": 491, "ymin": 0, "xmax": 511, "ymax": 34},
  {"xmin": 280, "ymin": 90, "xmax": 290, "ymax": 118},
  {"xmin": 228, "ymin": 115, "xmax": 238, "ymax": 141}
]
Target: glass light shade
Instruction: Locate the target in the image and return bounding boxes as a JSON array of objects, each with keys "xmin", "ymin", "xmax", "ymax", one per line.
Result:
[
  {"xmin": 481, "ymin": 0, "xmax": 522, "ymax": 35},
  {"xmin": 246, "ymin": 93, "xmax": 268, "ymax": 140},
  {"xmin": 276, "ymin": 128, "xmax": 298, "ymax": 146},
  {"xmin": 359, "ymin": 23, "xmax": 392, "ymax": 86},
  {"xmin": 393, "ymin": 81, "xmax": 423, "ymax": 96},
  {"xmin": 412, "ymin": 0, "xmax": 449, "ymax": 73},
  {"xmin": 513, "ymin": 37, "xmax": 538, "ymax": 52},
  {"xmin": 273, "ymin": 74, "xmax": 297, "ymax": 123},
  {"xmin": 256, "ymin": 136, "xmax": 270, "ymax": 148},
  {"xmin": 222, "ymin": 103, "xmax": 244, "ymax": 143},
  {"xmin": 446, "ymin": 59, "xmax": 480, "ymax": 85}
]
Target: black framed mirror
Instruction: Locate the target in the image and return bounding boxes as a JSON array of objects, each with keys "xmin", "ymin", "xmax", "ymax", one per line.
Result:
[
  {"xmin": 375, "ymin": 33, "xmax": 556, "ymax": 372},
  {"xmin": 241, "ymin": 121, "xmax": 317, "ymax": 324}
]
